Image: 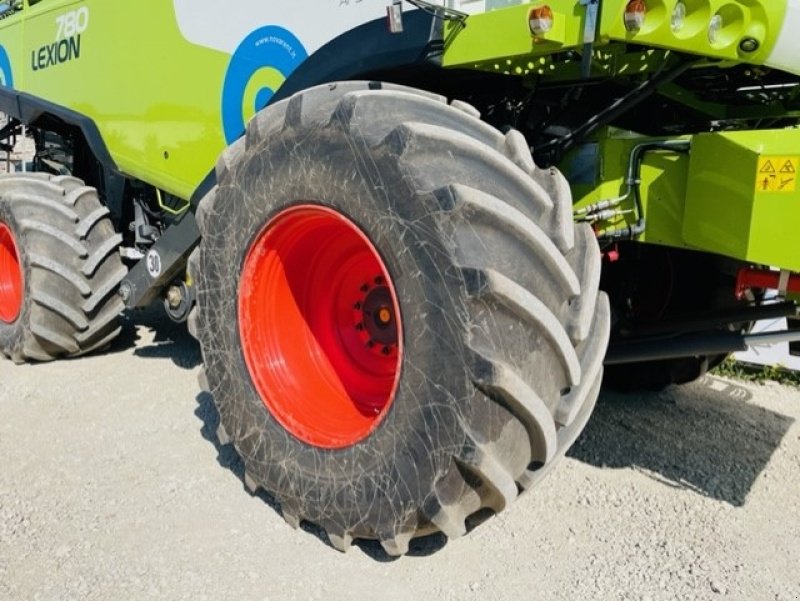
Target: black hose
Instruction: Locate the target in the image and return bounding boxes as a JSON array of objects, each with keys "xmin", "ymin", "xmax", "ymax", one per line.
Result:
[
  {"xmin": 599, "ymin": 139, "xmax": 691, "ymax": 241},
  {"xmin": 537, "ymin": 58, "xmax": 697, "ymax": 163}
]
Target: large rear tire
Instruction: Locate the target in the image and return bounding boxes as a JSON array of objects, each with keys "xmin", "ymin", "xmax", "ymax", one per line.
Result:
[
  {"xmin": 189, "ymin": 82, "xmax": 610, "ymax": 554},
  {"xmin": 0, "ymin": 173, "xmax": 125, "ymax": 363}
]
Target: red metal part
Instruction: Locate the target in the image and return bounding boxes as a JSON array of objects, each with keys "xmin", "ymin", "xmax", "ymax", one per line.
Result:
[
  {"xmin": 0, "ymin": 221, "xmax": 23, "ymax": 324},
  {"xmin": 602, "ymin": 243, "xmax": 620, "ymax": 264},
  {"xmin": 736, "ymin": 266, "xmax": 800, "ymax": 300},
  {"xmin": 238, "ymin": 205, "xmax": 403, "ymax": 449}
]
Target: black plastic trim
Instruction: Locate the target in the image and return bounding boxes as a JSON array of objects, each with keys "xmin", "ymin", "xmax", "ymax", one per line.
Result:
[
  {"xmin": 276, "ymin": 10, "xmax": 442, "ymax": 102},
  {"xmin": 0, "ymin": 85, "xmax": 127, "ymax": 220},
  {"xmin": 0, "ymin": 85, "xmax": 119, "ymax": 171}
]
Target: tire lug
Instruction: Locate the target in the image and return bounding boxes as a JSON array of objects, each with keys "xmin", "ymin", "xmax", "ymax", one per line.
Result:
[
  {"xmin": 243, "ymin": 472, "xmax": 259, "ymax": 494},
  {"xmin": 327, "ymin": 530, "xmax": 353, "ymax": 554},
  {"xmin": 216, "ymin": 423, "xmax": 230, "ymax": 446}
]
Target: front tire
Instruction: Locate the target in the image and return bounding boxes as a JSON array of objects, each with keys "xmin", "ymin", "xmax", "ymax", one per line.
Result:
[
  {"xmin": 0, "ymin": 173, "xmax": 126, "ymax": 363},
  {"xmin": 189, "ymin": 82, "xmax": 610, "ymax": 554}
]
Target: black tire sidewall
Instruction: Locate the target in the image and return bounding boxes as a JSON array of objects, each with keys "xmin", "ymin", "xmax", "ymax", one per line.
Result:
[{"xmin": 198, "ymin": 125, "xmax": 472, "ymax": 532}]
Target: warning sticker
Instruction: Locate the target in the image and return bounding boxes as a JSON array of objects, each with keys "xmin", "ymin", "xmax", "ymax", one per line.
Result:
[{"xmin": 756, "ymin": 156, "xmax": 798, "ymax": 193}]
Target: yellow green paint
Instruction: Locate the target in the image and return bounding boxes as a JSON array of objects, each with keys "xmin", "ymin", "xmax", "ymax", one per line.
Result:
[
  {"xmin": 444, "ymin": 1, "xmax": 789, "ymax": 74},
  {"xmin": 0, "ymin": 0, "xmax": 230, "ymax": 200}
]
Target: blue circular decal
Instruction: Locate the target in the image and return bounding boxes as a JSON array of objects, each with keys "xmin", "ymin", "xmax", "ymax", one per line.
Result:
[
  {"xmin": 0, "ymin": 45, "xmax": 14, "ymax": 89},
  {"xmin": 221, "ymin": 26, "xmax": 307, "ymax": 144}
]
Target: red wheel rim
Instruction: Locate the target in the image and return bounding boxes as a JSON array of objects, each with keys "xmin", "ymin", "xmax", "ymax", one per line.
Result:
[
  {"xmin": 239, "ymin": 205, "xmax": 403, "ymax": 449},
  {"xmin": 0, "ymin": 221, "xmax": 23, "ymax": 324}
]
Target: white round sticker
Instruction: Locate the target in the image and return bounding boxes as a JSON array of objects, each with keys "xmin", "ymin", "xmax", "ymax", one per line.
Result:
[{"xmin": 146, "ymin": 250, "xmax": 162, "ymax": 278}]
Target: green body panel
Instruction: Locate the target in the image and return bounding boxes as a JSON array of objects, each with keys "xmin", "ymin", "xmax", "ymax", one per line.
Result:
[
  {"xmin": 562, "ymin": 129, "xmax": 689, "ymax": 248},
  {"xmin": 684, "ymin": 129, "xmax": 800, "ymax": 271},
  {"xmin": 0, "ymin": 1, "xmax": 232, "ymax": 200},
  {"xmin": 569, "ymin": 127, "xmax": 800, "ymax": 271},
  {"xmin": 444, "ymin": 0, "xmax": 789, "ymax": 73},
  {"xmin": 442, "ymin": 3, "xmax": 582, "ymax": 71},
  {"xmin": 566, "ymin": 132, "xmax": 691, "ymax": 248}
]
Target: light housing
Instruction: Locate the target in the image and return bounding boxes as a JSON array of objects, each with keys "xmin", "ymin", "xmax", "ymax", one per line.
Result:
[
  {"xmin": 671, "ymin": 1, "xmax": 686, "ymax": 33},
  {"xmin": 708, "ymin": 13, "xmax": 723, "ymax": 44},
  {"xmin": 529, "ymin": 5, "xmax": 554, "ymax": 37},
  {"xmin": 624, "ymin": 0, "xmax": 647, "ymax": 32}
]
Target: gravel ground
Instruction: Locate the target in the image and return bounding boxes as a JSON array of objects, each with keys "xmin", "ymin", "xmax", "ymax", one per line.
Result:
[{"xmin": 1, "ymin": 308, "xmax": 799, "ymax": 601}]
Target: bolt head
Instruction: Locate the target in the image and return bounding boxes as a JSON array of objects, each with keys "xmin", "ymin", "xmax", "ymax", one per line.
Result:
[{"xmin": 739, "ymin": 37, "xmax": 760, "ymax": 53}]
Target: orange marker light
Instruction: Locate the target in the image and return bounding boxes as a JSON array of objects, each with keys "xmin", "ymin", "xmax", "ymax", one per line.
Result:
[
  {"xmin": 624, "ymin": 0, "xmax": 647, "ymax": 32},
  {"xmin": 529, "ymin": 5, "xmax": 554, "ymax": 37}
]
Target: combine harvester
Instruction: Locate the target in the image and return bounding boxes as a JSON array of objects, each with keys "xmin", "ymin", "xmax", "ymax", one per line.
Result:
[{"xmin": 0, "ymin": 0, "xmax": 798, "ymax": 553}]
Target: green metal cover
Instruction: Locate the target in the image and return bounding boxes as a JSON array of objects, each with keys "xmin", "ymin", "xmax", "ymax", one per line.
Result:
[{"xmin": 684, "ymin": 129, "xmax": 800, "ymax": 271}]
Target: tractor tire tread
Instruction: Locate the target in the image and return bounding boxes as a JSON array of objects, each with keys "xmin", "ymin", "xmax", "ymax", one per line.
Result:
[
  {"xmin": 189, "ymin": 85, "xmax": 609, "ymax": 555},
  {"xmin": 0, "ymin": 174, "xmax": 125, "ymax": 362}
]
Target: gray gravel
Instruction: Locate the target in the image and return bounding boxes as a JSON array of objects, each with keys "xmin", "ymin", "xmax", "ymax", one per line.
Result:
[{"xmin": 1, "ymin": 308, "xmax": 799, "ymax": 601}]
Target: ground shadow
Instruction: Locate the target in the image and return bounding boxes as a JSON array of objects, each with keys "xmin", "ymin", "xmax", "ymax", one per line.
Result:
[
  {"xmin": 106, "ymin": 310, "xmax": 142, "ymax": 353},
  {"xmin": 126, "ymin": 307, "xmax": 201, "ymax": 369},
  {"xmin": 38, "ymin": 305, "xmax": 201, "ymax": 370},
  {"xmin": 569, "ymin": 377, "xmax": 795, "ymax": 506},
  {"xmin": 194, "ymin": 390, "xmax": 448, "ymax": 560}
]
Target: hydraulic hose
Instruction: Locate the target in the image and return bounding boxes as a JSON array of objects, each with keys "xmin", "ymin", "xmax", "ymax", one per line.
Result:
[{"xmin": 599, "ymin": 139, "xmax": 691, "ymax": 241}]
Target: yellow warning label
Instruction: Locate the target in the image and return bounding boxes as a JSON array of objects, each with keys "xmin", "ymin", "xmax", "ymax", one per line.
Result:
[{"xmin": 756, "ymin": 156, "xmax": 798, "ymax": 193}]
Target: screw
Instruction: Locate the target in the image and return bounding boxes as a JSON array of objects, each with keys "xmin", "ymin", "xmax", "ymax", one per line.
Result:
[
  {"xmin": 382, "ymin": 346, "xmax": 391, "ymax": 355},
  {"xmin": 354, "ymin": 302, "xmax": 362, "ymax": 310}
]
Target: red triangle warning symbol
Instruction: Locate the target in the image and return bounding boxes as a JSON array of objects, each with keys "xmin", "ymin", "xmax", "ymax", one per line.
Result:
[
  {"xmin": 780, "ymin": 160, "xmax": 796, "ymax": 174},
  {"xmin": 760, "ymin": 160, "xmax": 776, "ymax": 174}
]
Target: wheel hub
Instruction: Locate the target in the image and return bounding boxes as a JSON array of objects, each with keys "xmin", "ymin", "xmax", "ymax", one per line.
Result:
[
  {"xmin": 238, "ymin": 205, "xmax": 403, "ymax": 449},
  {"xmin": 0, "ymin": 221, "xmax": 23, "ymax": 324},
  {"xmin": 356, "ymin": 282, "xmax": 398, "ymax": 352}
]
